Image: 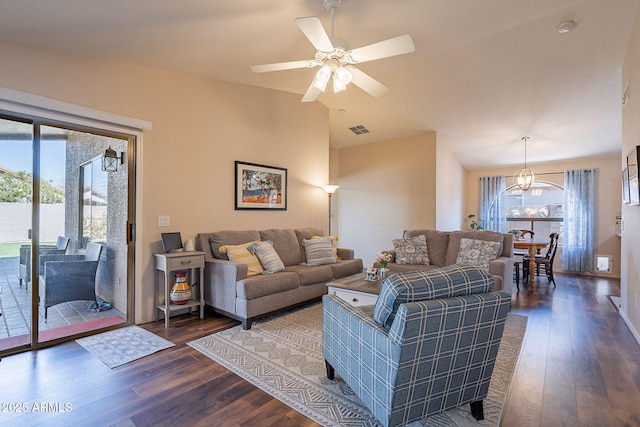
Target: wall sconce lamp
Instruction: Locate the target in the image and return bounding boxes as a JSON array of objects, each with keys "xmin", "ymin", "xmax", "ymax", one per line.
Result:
[
  {"xmin": 322, "ymin": 185, "xmax": 340, "ymax": 236},
  {"xmin": 102, "ymin": 146, "xmax": 125, "ymax": 172}
]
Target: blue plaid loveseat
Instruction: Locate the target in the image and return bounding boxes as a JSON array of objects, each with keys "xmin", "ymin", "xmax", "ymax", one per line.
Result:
[{"xmin": 322, "ymin": 264, "xmax": 512, "ymax": 427}]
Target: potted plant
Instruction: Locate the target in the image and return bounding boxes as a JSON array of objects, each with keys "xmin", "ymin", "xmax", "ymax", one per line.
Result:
[{"xmin": 467, "ymin": 214, "xmax": 483, "ymax": 230}]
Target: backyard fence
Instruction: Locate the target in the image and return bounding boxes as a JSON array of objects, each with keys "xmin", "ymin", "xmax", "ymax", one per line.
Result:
[{"xmin": 0, "ymin": 202, "xmax": 65, "ymax": 242}]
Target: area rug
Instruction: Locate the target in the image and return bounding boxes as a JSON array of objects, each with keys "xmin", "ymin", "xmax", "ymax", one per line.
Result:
[
  {"xmin": 188, "ymin": 302, "xmax": 527, "ymax": 426},
  {"xmin": 76, "ymin": 325, "xmax": 174, "ymax": 368}
]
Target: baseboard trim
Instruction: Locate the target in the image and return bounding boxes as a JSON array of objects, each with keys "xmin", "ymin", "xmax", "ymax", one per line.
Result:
[{"xmin": 619, "ymin": 308, "xmax": 640, "ymax": 347}]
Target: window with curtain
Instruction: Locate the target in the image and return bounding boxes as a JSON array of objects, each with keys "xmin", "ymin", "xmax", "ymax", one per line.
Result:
[
  {"xmin": 562, "ymin": 169, "xmax": 596, "ymax": 272},
  {"xmin": 479, "ymin": 176, "xmax": 507, "ymax": 232},
  {"xmin": 505, "ymin": 181, "xmax": 564, "ymax": 242}
]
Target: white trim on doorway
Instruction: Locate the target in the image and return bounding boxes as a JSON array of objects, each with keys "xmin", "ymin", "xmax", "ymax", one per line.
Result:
[{"xmin": 0, "ymin": 86, "xmax": 151, "ymax": 132}]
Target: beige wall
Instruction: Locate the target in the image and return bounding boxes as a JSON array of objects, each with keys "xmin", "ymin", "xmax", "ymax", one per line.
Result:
[
  {"xmin": 435, "ymin": 136, "xmax": 466, "ymax": 231},
  {"xmin": 336, "ymin": 132, "xmax": 437, "ymax": 267},
  {"xmin": 464, "ymin": 155, "xmax": 622, "ymax": 278},
  {"xmin": 0, "ymin": 40, "xmax": 330, "ymax": 323},
  {"xmin": 622, "ymin": 8, "xmax": 640, "ymax": 342}
]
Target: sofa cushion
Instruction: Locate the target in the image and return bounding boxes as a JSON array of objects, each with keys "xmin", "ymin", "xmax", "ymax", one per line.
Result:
[
  {"xmin": 209, "ymin": 230, "xmax": 261, "ymax": 260},
  {"xmin": 456, "ymin": 238, "xmax": 502, "ymax": 272},
  {"xmin": 260, "ymin": 229, "xmax": 302, "ymax": 266},
  {"xmin": 236, "ymin": 272, "xmax": 300, "ymax": 300},
  {"xmin": 445, "ymin": 230, "xmax": 504, "ymax": 265},
  {"xmin": 302, "ymin": 237, "xmax": 338, "ymax": 265},
  {"xmin": 393, "ymin": 235, "xmax": 429, "ymax": 265},
  {"xmin": 284, "ymin": 264, "xmax": 333, "ymax": 285},
  {"xmin": 403, "ymin": 229, "xmax": 449, "ymax": 266},
  {"xmin": 373, "ymin": 264, "xmax": 494, "ymax": 327},
  {"xmin": 248, "ymin": 241, "xmax": 285, "ymax": 274},
  {"xmin": 220, "ymin": 242, "xmax": 263, "ymax": 276},
  {"xmin": 330, "ymin": 258, "xmax": 364, "ymax": 279}
]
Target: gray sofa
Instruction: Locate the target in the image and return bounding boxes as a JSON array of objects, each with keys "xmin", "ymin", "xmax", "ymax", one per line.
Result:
[
  {"xmin": 195, "ymin": 227, "xmax": 363, "ymax": 329},
  {"xmin": 380, "ymin": 229, "xmax": 514, "ymax": 291}
]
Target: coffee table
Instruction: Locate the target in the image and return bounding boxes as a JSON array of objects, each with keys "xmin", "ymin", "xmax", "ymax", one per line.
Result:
[{"xmin": 326, "ymin": 273, "xmax": 380, "ymax": 306}]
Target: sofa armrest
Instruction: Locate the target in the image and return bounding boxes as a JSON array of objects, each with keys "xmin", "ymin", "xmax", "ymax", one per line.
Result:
[
  {"xmin": 322, "ymin": 293, "xmax": 395, "ymax": 365},
  {"xmin": 336, "ymin": 248, "xmax": 354, "ymax": 260},
  {"xmin": 203, "ymin": 258, "xmax": 247, "ymax": 314},
  {"xmin": 489, "ymin": 256, "xmax": 512, "ymax": 291}
]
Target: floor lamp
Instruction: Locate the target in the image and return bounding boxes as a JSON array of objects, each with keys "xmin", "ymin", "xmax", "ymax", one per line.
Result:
[{"xmin": 322, "ymin": 185, "xmax": 340, "ymax": 236}]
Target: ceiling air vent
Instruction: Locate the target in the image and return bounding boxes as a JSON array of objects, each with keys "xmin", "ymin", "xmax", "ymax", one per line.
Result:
[{"xmin": 349, "ymin": 125, "xmax": 369, "ymax": 135}]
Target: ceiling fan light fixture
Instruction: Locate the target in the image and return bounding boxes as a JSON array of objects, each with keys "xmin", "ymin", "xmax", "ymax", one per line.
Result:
[
  {"xmin": 335, "ymin": 66, "xmax": 352, "ymax": 84},
  {"xmin": 332, "ymin": 66, "xmax": 352, "ymax": 93},
  {"xmin": 333, "ymin": 74, "xmax": 347, "ymax": 93},
  {"xmin": 312, "ymin": 64, "xmax": 332, "ymax": 91}
]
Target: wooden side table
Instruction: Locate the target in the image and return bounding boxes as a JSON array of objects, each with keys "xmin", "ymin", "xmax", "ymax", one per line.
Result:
[{"xmin": 154, "ymin": 251, "xmax": 205, "ymax": 327}]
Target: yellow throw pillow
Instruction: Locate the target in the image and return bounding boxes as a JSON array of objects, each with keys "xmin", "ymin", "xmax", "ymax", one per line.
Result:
[
  {"xmin": 312, "ymin": 235, "xmax": 340, "ymax": 259},
  {"xmin": 219, "ymin": 242, "xmax": 263, "ymax": 276}
]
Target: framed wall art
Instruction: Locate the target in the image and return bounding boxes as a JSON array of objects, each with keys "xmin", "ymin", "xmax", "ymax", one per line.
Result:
[
  {"xmin": 627, "ymin": 146, "xmax": 639, "ymax": 206},
  {"xmin": 235, "ymin": 161, "xmax": 287, "ymax": 210},
  {"xmin": 622, "ymin": 167, "xmax": 630, "ymax": 204}
]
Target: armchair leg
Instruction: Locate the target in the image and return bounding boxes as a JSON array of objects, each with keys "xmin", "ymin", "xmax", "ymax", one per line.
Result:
[
  {"xmin": 325, "ymin": 360, "xmax": 335, "ymax": 380},
  {"xmin": 470, "ymin": 400, "xmax": 484, "ymax": 421}
]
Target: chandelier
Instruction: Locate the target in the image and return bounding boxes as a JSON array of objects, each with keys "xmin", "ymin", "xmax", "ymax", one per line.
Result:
[{"xmin": 513, "ymin": 136, "xmax": 535, "ymax": 191}]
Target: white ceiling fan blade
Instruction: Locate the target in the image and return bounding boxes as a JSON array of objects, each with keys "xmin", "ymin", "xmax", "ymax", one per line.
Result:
[
  {"xmin": 251, "ymin": 60, "xmax": 319, "ymax": 73},
  {"xmin": 295, "ymin": 16, "xmax": 334, "ymax": 52},
  {"xmin": 347, "ymin": 34, "xmax": 415, "ymax": 64},
  {"xmin": 301, "ymin": 81, "xmax": 322, "ymax": 103},
  {"xmin": 347, "ymin": 66, "xmax": 388, "ymax": 98}
]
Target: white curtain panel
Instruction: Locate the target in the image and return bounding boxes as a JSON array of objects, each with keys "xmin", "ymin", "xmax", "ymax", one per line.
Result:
[
  {"xmin": 479, "ymin": 175, "xmax": 507, "ymax": 233},
  {"xmin": 562, "ymin": 169, "xmax": 596, "ymax": 272}
]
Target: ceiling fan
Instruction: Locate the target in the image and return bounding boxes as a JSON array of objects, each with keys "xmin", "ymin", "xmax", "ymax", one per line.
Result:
[{"xmin": 250, "ymin": 0, "xmax": 415, "ymax": 102}]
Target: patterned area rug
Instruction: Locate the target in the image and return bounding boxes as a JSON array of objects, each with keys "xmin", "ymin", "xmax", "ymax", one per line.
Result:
[
  {"xmin": 76, "ymin": 325, "xmax": 174, "ymax": 368},
  {"xmin": 188, "ymin": 302, "xmax": 527, "ymax": 426}
]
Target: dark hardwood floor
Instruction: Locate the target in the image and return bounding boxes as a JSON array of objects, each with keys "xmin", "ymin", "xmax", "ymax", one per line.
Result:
[{"xmin": 1, "ymin": 274, "xmax": 639, "ymax": 426}]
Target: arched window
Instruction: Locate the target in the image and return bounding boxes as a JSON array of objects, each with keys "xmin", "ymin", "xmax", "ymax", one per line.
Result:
[{"xmin": 504, "ymin": 180, "xmax": 564, "ymax": 245}]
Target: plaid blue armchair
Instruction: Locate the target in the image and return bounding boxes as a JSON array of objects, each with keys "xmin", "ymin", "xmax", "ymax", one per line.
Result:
[{"xmin": 323, "ymin": 264, "xmax": 512, "ymax": 427}]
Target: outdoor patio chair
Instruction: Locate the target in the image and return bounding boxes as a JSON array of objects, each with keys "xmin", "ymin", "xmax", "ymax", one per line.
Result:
[
  {"xmin": 39, "ymin": 242, "xmax": 103, "ymax": 322},
  {"xmin": 323, "ymin": 264, "xmax": 512, "ymax": 427},
  {"xmin": 19, "ymin": 236, "xmax": 70, "ymax": 291}
]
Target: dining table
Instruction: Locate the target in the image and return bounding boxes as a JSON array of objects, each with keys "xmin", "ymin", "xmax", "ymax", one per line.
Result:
[{"xmin": 513, "ymin": 238, "xmax": 549, "ymax": 283}]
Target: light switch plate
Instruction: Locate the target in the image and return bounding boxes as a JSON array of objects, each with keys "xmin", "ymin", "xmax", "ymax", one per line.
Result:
[{"xmin": 158, "ymin": 215, "xmax": 170, "ymax": 227}]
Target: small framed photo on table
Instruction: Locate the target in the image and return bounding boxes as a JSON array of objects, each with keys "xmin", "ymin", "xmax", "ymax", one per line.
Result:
[{"xmin": 235, "ymin": 161, "xmax": 287, "ymax": 210}]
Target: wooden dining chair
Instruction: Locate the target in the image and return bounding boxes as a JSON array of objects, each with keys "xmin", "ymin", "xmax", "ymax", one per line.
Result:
[
  {"xmin": 513, "ymin": 229, "xmax": 534, "ymax": 259},
  {"xmin": 523, "ymin": 233, "xmax": 559, "ymax": 286}
]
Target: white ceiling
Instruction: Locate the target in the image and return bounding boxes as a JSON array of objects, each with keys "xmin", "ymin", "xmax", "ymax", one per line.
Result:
[{"xmin": 0, "ymin": 0, "xmax": 637, "ymax": 169}]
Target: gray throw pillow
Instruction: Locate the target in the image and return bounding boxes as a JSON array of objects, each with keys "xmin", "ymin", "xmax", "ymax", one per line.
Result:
[
  {"xmin": 248, "ymin": 240, "xmax": 285, "ymax": 274},
  {"xmin": 302, "ymin": 237, "xmax": 337, "ymax": 265}
]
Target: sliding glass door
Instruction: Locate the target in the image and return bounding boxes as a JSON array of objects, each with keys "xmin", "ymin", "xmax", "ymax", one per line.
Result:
[{"xmin": 0, "ymin": 115, "xmax": 133, "ymax": 354}]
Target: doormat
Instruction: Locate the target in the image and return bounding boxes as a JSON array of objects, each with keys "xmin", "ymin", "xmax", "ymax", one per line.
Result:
[{"xmin": 76, "ymin": 325, "xmax": 174, "ymax": 368}]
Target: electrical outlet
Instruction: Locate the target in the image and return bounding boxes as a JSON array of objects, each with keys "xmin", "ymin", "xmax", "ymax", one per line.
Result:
[{"xmin": 158, "ymin": 215, "xmax": 170, "ymax": 227}]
